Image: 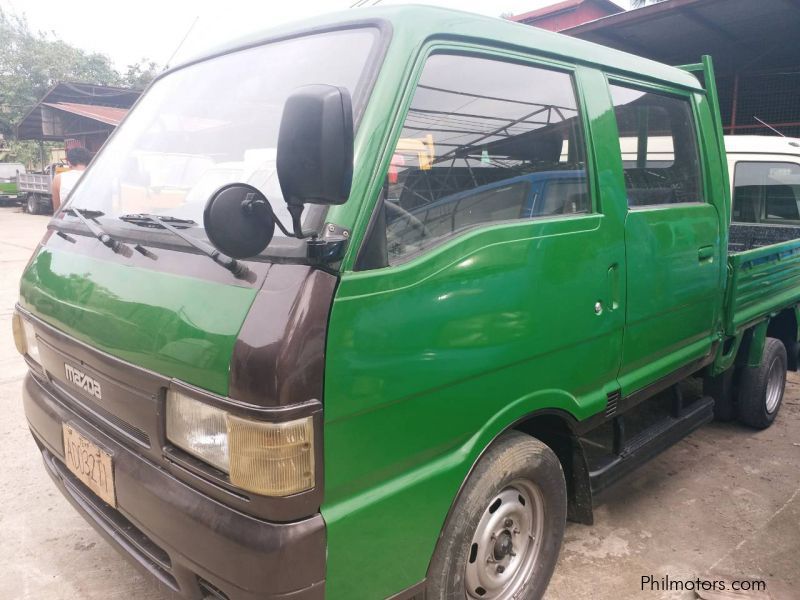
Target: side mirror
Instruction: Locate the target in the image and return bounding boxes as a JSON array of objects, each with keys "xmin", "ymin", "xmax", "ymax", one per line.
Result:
[
  {"xmin": 203, "ymin": 183, "xmax": 275, "ymax": 259},
  {"xmin": 277, "ymin": 84, "xmax": 354, "ymax": 206}
]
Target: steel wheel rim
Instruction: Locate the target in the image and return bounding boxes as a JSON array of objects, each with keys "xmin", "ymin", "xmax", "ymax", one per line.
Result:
[
  {"xmin": 465, "ymin": 480, "xmax": 545, "ymax": 600},
  {"xmin": 765, "ymin": 357, "xmax": 784, "ymax": 414}
]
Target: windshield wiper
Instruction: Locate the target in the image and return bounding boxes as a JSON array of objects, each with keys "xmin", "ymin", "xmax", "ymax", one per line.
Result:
[
  {"xmin": 119, "ymin": 213, "xmax": 251, "ymax": 280},
  {"xmin": 118, "ymin": 213, "xmax": 196, "ymax": 229},
  {"xmin": 67, "ymin": 208, "xmax": 132, "ymax": 256}
]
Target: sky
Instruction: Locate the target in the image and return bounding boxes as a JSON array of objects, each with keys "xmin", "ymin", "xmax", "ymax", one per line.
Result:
[{"xmin": 0, "ymin": 0, "xmax": 633, "ymax": 71}]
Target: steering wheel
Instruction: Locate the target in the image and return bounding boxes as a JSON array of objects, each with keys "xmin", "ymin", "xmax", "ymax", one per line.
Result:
[{"xmin": 385, "ymin": 200, "xmax": 431, "ymax": 239}]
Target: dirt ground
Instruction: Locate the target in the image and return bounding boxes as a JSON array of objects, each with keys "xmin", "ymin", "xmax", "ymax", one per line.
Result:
[{"xmin": 0, "ymin": 205, "xmax": 798, "ymax": 600}]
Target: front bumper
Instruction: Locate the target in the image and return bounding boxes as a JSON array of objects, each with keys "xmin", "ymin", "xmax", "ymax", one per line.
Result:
[{"xmin": 23, "ymin": 372, "xmax": 326, "ymax": 600}]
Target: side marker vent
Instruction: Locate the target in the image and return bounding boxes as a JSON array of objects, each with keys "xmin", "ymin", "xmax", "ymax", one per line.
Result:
[{"xmin": 605, "ymin": 390, "xmax": 621, "ymax": 418}]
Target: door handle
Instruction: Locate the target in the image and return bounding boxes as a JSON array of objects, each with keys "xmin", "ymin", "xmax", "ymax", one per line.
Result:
[
  {"xmin": 606, "ymin": 264, "xmax": 620, "ymax": 311},
  {"xmin": 698, "ymin": 245, "xmax": 715, "ymax": 263}
]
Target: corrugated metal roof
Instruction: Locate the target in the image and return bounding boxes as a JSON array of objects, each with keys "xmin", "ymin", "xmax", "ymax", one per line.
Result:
[
  {"xmin": 16, "ymin": 82, "xmax": 140, "ymax": 140},
  {"xmin": 511, "ymin": 0, "xmax": 622, "ymax": 24},
  {"xmin": 560, "ymin": 0, "xmax": 800, "ymax": 72},
  {"xmin": 42, "ymin": 102, "xmax": 129, "ymax": 126}
]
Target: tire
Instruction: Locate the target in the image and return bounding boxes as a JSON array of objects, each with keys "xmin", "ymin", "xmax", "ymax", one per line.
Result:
[
  {"xmin": 26, "ymin": 193, "xmax": 40, "ymax": 215},
  {"xmin": 737, "ymin": 337, "xmax": 787, "ymax": 429},
  {"xmin": 427, "ymin": 431, "xmax": 566, "ymax": 600},
  {"xmin": 703, "ymin": 367, "xmax": 737, "ymax": 421}
]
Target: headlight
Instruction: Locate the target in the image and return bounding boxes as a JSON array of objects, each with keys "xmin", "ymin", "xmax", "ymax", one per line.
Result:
[
  {"xmin": 12, "ymin": 312, "xmax": 40, "ymax": 364},
  {"xmin": 166, "ymin": 389, "xmax": 315, "ymax": 497},
  {"xmin": 166, "ymin": 390, "xmax": 229, "ymax": 472}
]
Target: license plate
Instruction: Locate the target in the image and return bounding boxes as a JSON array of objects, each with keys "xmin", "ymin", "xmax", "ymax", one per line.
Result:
[{"xmin": 62, "ymin": 423, "xmax": 116, "ymax": 507}]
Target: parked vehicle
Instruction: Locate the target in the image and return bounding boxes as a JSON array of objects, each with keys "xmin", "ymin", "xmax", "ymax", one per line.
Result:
[
  {"xmin": 13, "ymin": 7, "xmax": 800, "ymax": 600},
  {"xmin": 0, "ymin": 162, "xmax": 26, "ymax": 204},
  {"xmin": 622, "ymin": 133, "xmax": 800, "ymax": 249},
  {"xmin": 726, "ymin": 135, "xmax": 800, "ymax": 250},
  {"xmin": 18, "ymin": 162, "xmax": 68, "ymax": 214}
]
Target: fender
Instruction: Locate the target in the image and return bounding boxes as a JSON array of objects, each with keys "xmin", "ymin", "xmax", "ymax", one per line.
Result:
[{"xmin": 419, "ymin": 389, "xmax": 595, "ymax": 563}]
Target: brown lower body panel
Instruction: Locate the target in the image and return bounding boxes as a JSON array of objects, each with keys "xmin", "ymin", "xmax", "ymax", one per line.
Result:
[{"xmin": 23, "ymin": 373, "xmax": 325, "ymax": 600}]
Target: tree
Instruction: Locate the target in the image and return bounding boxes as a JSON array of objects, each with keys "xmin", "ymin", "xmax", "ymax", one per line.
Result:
[
  {"xmin": 0, "ymin": 9, "xmax": 119, "ymax": 137},
  {"xmin": 121, "ymin": 59, "xmax": 160, "ymax": 90},
  {"xmin": 0, "ymin": 8, "xmax": 160, "ymax": 165}
]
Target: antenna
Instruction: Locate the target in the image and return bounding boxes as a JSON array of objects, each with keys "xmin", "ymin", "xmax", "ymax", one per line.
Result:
[
  {"xmin": 165, "ymin": 16, "xmax": 200, "ymax": 69},
  {"xmin": 754, "ymin": 116, "xmax": 786, "ymax": 137}
]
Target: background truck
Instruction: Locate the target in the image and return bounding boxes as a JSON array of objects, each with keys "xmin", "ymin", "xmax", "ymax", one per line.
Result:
[
  {"xmin": 0, "ymin": 162, "xmax": 26, "ymax": 204},
  {"xmin": 17, "ymin": 162, "xmax": 67, "ymax": 215},
  {"xmin": 13, "ymin": 7, "xmax": 800, "ymax": 600}
]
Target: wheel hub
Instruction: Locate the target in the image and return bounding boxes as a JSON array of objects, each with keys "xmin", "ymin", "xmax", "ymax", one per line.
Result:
[
  {"xmin": 765, "ymin": 357, "xmax": 784, "ymax": 414},
  {"xmin": 493, "ymin": 531, "xmax": 514, "ymax": 561},
  {"xmin": 465, "ymin": 482, "xmax": 545, "ymax": 600}
]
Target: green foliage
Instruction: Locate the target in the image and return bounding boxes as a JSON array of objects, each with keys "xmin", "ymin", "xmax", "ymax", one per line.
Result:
[
  {"xmin": 120, "ymin": 59, "xmax": 161, "ymax": 90},
  {"xmin": 3, "ymin": 139, "xmax": 48, "ymax": 168},
  {"xmin": 0, "ymin": 8, "xmax": 159, "ymax": 140}
]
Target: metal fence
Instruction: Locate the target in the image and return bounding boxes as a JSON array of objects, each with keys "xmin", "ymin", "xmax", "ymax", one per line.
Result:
[{"xmin": 717, "ymin": 69, "xmax": 800, "ymax": 137}]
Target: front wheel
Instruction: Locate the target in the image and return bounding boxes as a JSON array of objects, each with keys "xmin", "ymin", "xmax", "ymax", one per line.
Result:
[{"xmin": 427, "ymin": 431, "xmax": 566, "ymax": 600}]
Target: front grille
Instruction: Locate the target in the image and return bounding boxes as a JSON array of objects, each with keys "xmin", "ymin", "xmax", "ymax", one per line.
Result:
[
  {"xmin": 43, "ymin": 450, "xmax": 177, "ymax": 591},
  {"xmin": 49, "ymin": 377, "xmax": 151, "ymax": 447}
]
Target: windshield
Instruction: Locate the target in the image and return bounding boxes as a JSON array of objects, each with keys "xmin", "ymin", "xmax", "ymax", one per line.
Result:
[{"xmin": 64, "ymin": 27, "xmax": 378, "ymax": 250}]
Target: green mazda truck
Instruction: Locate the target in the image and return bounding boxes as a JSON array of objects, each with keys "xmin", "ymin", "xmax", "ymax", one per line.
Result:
[{"xmin": 13, "ymin": 7, "xmax": 799, "ymax": 600}]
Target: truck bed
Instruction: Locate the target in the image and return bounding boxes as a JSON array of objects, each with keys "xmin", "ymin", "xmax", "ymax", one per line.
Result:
[
  {"xmin": 17, "ymin": 173, "xmax": 51, "ymax": 195},
  {"xmin": 725, "ymin": 227, "xmax": 800, "ymax": 334}
]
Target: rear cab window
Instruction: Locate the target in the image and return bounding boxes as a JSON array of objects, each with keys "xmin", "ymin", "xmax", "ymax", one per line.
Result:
[
  {"xmin": 373, "ymin": 52, "xmax": 591, "ymax": 265},
  {"xmin": 732, "ymin": 161, "xmax": 800, "ymax": 224}
]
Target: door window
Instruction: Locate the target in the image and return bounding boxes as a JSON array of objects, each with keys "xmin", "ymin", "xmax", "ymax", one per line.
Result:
[
  {"xmin": 610, "ymin": 84, "xmax": 704, "ymax": 207},
  {"xmin": 380, "ymin": 53, "xmax": 590, "ymax": 264}
]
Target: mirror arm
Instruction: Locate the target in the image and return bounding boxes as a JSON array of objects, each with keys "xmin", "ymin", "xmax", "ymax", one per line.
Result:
[
  {"xmin": 286, "ymin": 199, "xmax": 317, "ymax": 240},
  {"xmin": 242, "ymin": 194, "xmax": 315, "ymax": 240}
]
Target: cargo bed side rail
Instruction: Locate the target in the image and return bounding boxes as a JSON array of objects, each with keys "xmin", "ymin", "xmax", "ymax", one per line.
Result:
[{"xmin": 725, "ymin": 238, "xmax": 800, "ymax": 335}]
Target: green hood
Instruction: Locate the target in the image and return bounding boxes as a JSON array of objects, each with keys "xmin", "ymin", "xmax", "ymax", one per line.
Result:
[{"xmin": 19, "ymin": 245, "xmax": 258, "ymax": 395}]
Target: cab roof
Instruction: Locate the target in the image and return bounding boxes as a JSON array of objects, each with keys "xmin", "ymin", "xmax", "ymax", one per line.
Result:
[
  {"xmin": 724, "ymin": 135, "xmax": 800, "ymax": 156},
  {"xmin": 175, "ymin": 4, "xmax": 704, "ymax": 92}
]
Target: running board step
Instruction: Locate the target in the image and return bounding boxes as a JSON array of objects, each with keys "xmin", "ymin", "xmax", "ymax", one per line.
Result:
[{"xmin": 588, "ymin": 396, "xmax": 714, "ymax": 495}]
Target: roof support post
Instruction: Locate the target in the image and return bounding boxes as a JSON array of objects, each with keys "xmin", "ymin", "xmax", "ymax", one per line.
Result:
[{"xmin": 730, "ymin": 72, "xmax": 739, "ymax": 135}]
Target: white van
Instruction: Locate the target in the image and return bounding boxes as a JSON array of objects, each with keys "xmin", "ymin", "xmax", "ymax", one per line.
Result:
[
  {"xmin": 726, "ymin": 136, "xmax": 800, "ymax": 222},
  {"xmin": 621, "ymin": 134, "xmax": 800, "ymax": 250},
  {"xmin": 726, "ymin": 136, "xmax": 800, "ymax": 250}
]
